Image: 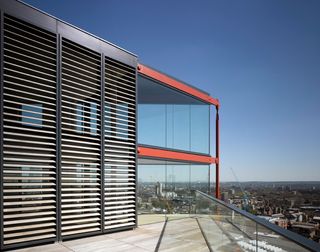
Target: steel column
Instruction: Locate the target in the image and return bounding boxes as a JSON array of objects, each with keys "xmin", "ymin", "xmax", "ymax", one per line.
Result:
[
  {"xmin": 215, "ymin": 106, "xmax": 220, "ymax": 199},
  {"xmin": 134, "ymin": 65, "xmax": 138, "ymax": 228},
  {"xmin": 0, "ymin": 9, "xmax": 4, "ymax": 251},
  {"xmin": 100, "ymin": 53, "xmax": 105, "ymax": 232},
  {"xmin": 56, "ymin": 34, "xmax": 62, "ymax": 242}
]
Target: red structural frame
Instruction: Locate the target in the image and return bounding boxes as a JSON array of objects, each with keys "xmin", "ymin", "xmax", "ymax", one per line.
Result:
[
  {"xmin": 138, "ymin": 64, "xmax": 221, "ymax": 199},
  {"xmin": 138, "ymin": 64, "xmax": 220, "ymax": 107},
  {"xmin": 138, "ymin": 146, "xmax": 217, "ymax": 164}
]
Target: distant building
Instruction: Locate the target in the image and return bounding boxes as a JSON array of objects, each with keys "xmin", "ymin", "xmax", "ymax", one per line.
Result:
[
  {"xmin": 221, "ymin": 192, "xmax": 229, "ymax": 202},
  {"xmin": 155, "ymin": 182, "xmax": 163, "ymax": 197}
]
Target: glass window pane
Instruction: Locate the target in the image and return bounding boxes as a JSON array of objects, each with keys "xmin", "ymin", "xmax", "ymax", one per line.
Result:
[
  {"xmin": 172, "ymin": 105, "xmax": 190, "ymax": 151},
  {"xmin": 138, "ymin": 75, "xmax": 212, "ymax": 155},
  {"xmin": 21, "ymin": 103, "xmax": 43, "ymax": 128},
  {"xmin": 138, "ymin": 104, "xmax": 166, "ymax": 147},
  {"xmin": 90, "ymin": 102, "xmax": 97, "ymax": 134},
  {"xmin": 190, "ymin": 105, "xmax": 210, "ymax": 154}
]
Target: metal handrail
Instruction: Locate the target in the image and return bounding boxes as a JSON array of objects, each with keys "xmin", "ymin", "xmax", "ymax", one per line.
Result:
[{"xmin": 195, "ymin": 190, "xmax": 320, "ymax": 252}]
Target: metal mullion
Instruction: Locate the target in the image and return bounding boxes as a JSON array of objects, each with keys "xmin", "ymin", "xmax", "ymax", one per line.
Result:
[
  {"xmin": 0, "ymin": 10, "xmax": 4, "ymax": 251},
  {"xmin": 133, "ymin": 64, "xmax": 138, "ymax": 228},
  {"xmin": 56, "ymin": 34, "xmax": 62, "ymax": 243},
  {"xmin": 100, "ymin": 53, "xmax": 105, "ymax": 233}
]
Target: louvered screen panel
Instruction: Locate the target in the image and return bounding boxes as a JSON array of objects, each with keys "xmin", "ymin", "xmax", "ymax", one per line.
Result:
[
  {"xmin": 2, "ymin": 15, "xmax": 57, "ymax": 245},
  {"xmin": 104, "ymin": 58, "xmax": 136, "ymax": 230},
  {"xmin": 61, "ymin": 39, "xmax": 102, "ymax": 237}
]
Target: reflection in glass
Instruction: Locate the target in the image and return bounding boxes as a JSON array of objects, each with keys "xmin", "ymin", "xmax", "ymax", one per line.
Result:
[
  {"xmin": 138, "ymin": 164, "xmax": 211, "ymax": 225},
  {"xmin": 138, "ymin": 75, "xmax": 211, "ymax": 154},
  {"xmin": 21, "ymin": 103, "xmax": 43, "ymax": 127}
]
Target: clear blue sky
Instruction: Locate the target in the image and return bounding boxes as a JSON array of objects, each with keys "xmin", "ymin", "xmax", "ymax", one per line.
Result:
[{"xmin": 24, "ymin": 0, "xmax": 320, "ymax": 181}]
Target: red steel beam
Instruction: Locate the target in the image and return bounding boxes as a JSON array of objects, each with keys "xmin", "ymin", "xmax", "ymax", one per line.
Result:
[
  {"xmin": 215, "ymin": 107, "xmax": 220, "ymax": 199},
  {"xmin": 138, "ymin": 146, "xmax": 217, "ymax": 164},
  {"xmin": 138, "ymin": 64, "xmax": 220, "ymax": 107}
]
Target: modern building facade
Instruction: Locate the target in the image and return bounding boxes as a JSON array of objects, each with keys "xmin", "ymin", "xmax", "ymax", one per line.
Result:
[{"xmin": 0, "ymin": 0, "xmax": 220, "ymax": 250}]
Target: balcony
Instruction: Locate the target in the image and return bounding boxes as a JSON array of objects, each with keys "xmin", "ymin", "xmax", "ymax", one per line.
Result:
[{"xmin": 10, "ymin": 191, "xmax": 319, "ymax": 252}]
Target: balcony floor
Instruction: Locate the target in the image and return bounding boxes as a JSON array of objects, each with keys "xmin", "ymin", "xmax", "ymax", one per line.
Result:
[
  {"xmin": 10, "ymin": 218, "xmax": 210, "ymax": 252},
  {"xmin": 10, "ymin": 222, "xmax": 163, "ymax": 252}
]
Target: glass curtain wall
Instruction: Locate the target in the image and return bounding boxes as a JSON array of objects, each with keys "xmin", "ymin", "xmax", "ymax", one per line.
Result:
[
  {"xmin": 138, "ymin": 75, "xmax": 211, "ymax": 155},
  {"xmin": 137, "ymin": 163, "xmax": 210, "ymax": 225}
]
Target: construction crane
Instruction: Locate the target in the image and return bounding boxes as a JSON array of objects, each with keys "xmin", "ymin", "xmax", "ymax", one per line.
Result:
[{"xmin": 230, "ymin": 167, "xmax": 249, "ymax": 211}]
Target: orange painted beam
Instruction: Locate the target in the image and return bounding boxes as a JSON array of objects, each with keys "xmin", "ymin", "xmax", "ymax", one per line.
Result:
[
  {"xmin": 138, "ymin": 146, "xmax": 217, "ymax": 164},
  {"xmin": 138, "ymin": 64, "xmax": 220, "ymax": 107}
]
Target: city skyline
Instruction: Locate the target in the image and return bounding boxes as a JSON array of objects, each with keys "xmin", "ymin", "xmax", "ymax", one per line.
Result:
[{"xmin": 23, "ymin": 0, "xmax": 320, "ymax": 181}]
